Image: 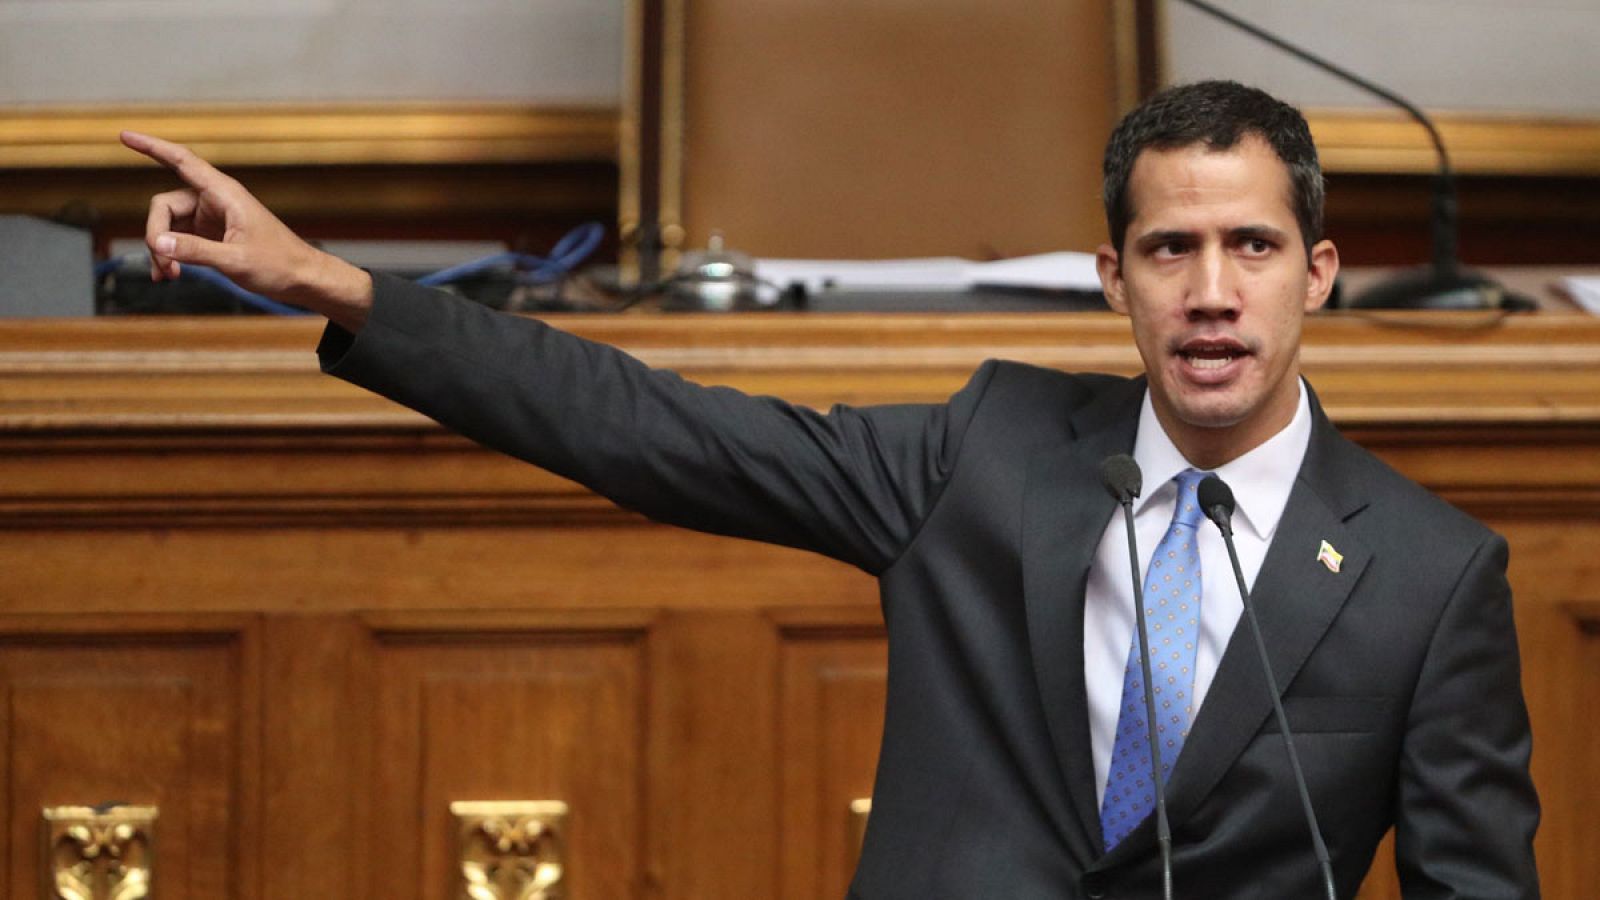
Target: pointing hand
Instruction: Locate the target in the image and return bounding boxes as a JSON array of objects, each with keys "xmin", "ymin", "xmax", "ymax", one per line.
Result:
[{"xmin": 121, "ymin": 131, "xmax": 371, "ymax": 330}]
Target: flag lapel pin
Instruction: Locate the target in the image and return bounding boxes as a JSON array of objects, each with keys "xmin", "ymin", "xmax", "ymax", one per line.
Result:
[{"xmin": 1316, "ymin": 540, "xmax": 1343, "ymax": 574}]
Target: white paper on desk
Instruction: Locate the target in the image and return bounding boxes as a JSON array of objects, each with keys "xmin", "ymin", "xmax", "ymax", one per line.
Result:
[
  {"xmin": 755, "ymin": 251, "xmax": 1102, "ymax": 293},
  {"xmin": 967, "ymin": 251, "xmax": 1102, "ymax": 292},
  {"xmin": 755, "ymin": 257, "xmax": 972, "ymax": 292},
  {"xmin": 1561, "ymin": 276, "xmax": 1600, "ymax": 315}
]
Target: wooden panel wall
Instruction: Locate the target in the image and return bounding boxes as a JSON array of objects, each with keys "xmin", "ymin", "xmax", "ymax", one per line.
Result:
[
  {"xmin": 680, "ymin": 0, "xmax": 1118, "ymax": 259},
  {"xmin": 777, "ymin": 612, "xmax": 887, "ymax": 900},
  {"xmin": 678, "ymin": 1, "xmax": 1600, "ymax": 267},
  {"xmin": 369, "ymin": 620, "xmax": 647, "ymax": 898},
  {"xmin": 0, "ymin": 618, "xmax": 258, "ymax": 899},
  {"xmin": 1, "ymin": 311, "xmax": 1597, "ymax": 897}
]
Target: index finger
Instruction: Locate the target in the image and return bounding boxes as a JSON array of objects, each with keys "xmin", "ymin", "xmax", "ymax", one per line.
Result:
[{"xmin": 120, "ymin": 131, "xmax": 232, "ymax": 193}]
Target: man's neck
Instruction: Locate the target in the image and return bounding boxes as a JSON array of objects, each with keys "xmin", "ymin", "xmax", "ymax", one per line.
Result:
[{"xmin": 1153, "ymin": 379, "xmax": 1305, "ymax": 470}]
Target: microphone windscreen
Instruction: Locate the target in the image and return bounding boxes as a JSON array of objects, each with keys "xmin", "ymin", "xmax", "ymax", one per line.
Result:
[
  {"xmin": 1099, "ymin": 454, "xmax": 1142, "ymax": 503},
  {"xmin": 1197, "ymin": 474, "xmax": 1236, "ymax": 525}
]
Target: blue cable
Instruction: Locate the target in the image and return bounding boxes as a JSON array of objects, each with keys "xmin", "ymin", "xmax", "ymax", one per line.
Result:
[
  {"xmin": 94, "ymin": 254, "xmax": 309, "ymax": 315},
  {"xmin": 414, "ymin": 251, "xmax": 522, "ymax": 287},
  {"xmin": 416, "ymin": 221, "xmax": 604, "ymax": 287},
  {"xmin": 96, "ymin": 221, "xmax": 606, "ymax": 315},
  {"xmin": 183, "ymin": 265, "xmax": 311, "ymax": 316}
]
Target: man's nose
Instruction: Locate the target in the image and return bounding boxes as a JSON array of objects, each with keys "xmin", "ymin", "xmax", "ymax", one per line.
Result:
[{"xmin": 1187, "ymin": 248, "xmax": 1241, "ymax": 320}]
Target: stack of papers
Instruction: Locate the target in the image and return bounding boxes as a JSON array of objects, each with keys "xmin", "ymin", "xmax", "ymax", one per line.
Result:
[{"xmin": 755, "ymin": 252, "xmax": 1102, "ymax": 294}]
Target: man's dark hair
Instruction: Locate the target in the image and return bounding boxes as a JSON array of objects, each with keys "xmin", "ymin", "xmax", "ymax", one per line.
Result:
[{"xmin": 1102, "ymin": 79, "xmax": 1324, "ymax": 257}]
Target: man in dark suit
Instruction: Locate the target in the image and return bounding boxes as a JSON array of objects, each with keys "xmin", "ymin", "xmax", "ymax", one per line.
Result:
[{"xmin": 122, "ymin": 79, "xmax": 1538, "ymax": 897}]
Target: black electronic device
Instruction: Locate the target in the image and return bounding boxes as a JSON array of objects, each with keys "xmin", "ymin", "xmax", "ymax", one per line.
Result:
[{"xmin": 0, "ymin": 216, "xmax": 95, "ymax": 317}]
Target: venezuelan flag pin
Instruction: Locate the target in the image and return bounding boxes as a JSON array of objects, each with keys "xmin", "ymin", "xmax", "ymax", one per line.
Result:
[{"xmin": 1316, "ymin": 540, "xmax": 1344, "ymax": 574}]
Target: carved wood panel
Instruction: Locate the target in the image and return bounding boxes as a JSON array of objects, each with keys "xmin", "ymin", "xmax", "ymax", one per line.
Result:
[
  {"xmin": 0, "ymin": 619, "xmax": 255, "ymax": 900},
  {"xmin": 363, "ymin": 616, "xmax": 649, "ymax": 900},
  {"xmin": 776, "ymin": 613, "xmax": 888, "ymax": 900},
  {"xmin": 1494, "ymin": 518, "xmax": 1600, "ymax": 900}
]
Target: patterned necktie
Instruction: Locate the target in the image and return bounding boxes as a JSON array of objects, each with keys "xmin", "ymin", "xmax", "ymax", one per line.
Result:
[{"xmin": 1100, "ymin": 468, "xmax": 1207, "ymax": 850}]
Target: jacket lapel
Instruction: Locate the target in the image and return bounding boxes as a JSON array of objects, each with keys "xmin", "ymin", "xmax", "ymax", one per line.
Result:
[
  {"xmin": 1020, "ymin": 376, "xmax": 1144, "ymax": 859},
  {"xmin": 1100, "ymin": 394, "xmax": 1375, "ymax": 866}
]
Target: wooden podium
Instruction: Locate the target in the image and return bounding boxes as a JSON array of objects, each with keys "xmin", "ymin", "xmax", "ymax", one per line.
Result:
[{"xmin": 2, "ymin": 308, "xmax": 1596, "ymax": 899}]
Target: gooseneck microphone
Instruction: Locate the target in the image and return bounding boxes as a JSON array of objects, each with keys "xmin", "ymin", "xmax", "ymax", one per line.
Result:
[
  {"xmin": 1174, "ymin": 0, "xmax": 1534, "ymax": 312},
  {"xmin": 1196, "ymin": 475, "xmax": 1337, "ymax": 900},
  {"xmin": 1098, "ymin": 454, "xmax": 1174, "ymax": 900},
  {"xmin": 1099, "ymin": 453, "xmax": 1143, "ymax": 506}
]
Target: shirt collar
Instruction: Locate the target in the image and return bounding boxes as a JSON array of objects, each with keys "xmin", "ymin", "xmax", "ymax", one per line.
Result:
[{"xmin": 1130, "ymin": 379, "xmax": 1311, "ymax": 543}]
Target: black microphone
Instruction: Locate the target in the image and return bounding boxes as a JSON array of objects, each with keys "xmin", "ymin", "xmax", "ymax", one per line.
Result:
[
  {"xmin": 1173, "ymin": 0, "xmax": 1535, "ymax": 312},
  {"xmin": 1196, "ymin": 475, "xmax": 1338, "ymax": 900},
  {"xmin": 1100, "ymin": 452, "xmax": 1143, "ymax": 505},
  {"xmin": 1098, "ymin": 454, "xmax": 1174, "ymax": 900}
]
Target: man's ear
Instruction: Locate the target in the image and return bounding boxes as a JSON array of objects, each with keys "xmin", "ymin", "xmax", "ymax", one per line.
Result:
[
  {"xmin": 1096, "ymin": 243, "xmax": 1129, "ymax": 315},
  {"xmin": 1305, "ymin": 238, "xmax": 1339, "ymax": 312}
]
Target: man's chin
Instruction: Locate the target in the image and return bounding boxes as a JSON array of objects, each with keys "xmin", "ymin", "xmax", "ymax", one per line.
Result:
[
  {"xmin": 1174, "ymin": 407, "xmax": 1250, "ymax": 432},
  {"xmin": 1165, "ymin": 391, "xmax": 1255, "ymax": 432}
]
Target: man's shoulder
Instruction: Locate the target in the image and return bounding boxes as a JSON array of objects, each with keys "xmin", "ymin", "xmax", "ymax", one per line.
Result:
[
  {"xmin": 931, "ymin": 362, "xmax": 1138, "ymax": 464},
  {"xmin": 971, "ymin": 360, "xmax": 1134, "ymax": 410},
  {"xmin": 1315, "ymin": 422, "xmax": 1497, "ymax": 556}
]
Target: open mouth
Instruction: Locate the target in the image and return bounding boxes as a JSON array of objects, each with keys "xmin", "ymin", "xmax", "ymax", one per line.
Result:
[
  {"xmin": 1184, "ymin": 350, "xmax": 1240, "ymax": 370},
  {"xmin": 1176, "ymin": 339, "xmax": 1250, "ymax": 374}
]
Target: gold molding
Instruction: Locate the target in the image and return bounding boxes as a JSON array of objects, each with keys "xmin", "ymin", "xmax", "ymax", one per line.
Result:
[
  {"xmin": 1110, "ymin": 0, "xmax": 1154, "ymax": 118},
  {"xmin": 0, "ymin": 104, "xmax": 619, "ymax": 170},
  {"xmin": 615, "ymin": 0, "xmax": 683, "ymax": 275},
  {"xmin": 43, "ymin": 805, "xmax": 157, "ymax": 900},
  {"xmin": 619, "ymin": 0, "xmax": 645, "ymax": 274},
  {"xmin": 657, "ymin": 0, "xmax": 688, "ymax": 268},
  {"xmin": 452, "ymin": 801, "xmax": 568, "ymax": 900},
  {"xmin": 1309, "ymin": 111, "xmax": 1600, "ymax": 177}
]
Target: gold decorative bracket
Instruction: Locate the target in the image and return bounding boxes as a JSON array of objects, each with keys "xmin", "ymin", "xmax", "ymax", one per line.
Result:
[
  {"xmin": 451, "ymin": 801, "xmax": 569, "ymax": 900},
  {"xmin": 42, "ymin": 805, "xmax": 157, "ymax": 900}
]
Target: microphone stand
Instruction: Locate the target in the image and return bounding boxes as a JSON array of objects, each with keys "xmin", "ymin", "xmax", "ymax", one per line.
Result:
[
  {"xmin": 1174, "ymin": 0, "xmax": 1533, "ymax": 312},
  {"xmin": 1116, "ymin": 498, "xmax": 1176, "ymax": 900},
  {"xmin": 1201, "ymin": 482, "xmax": 1338, "ymax": 900}
]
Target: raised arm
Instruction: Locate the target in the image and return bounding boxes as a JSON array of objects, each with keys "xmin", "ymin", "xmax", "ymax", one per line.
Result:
[
  {"xmin": 125, "ymin": 132, "xmax": 995, "ymax": 571},
  {"xmin": 319, "ymin": 273, "xmax": 997, "ymax": 572},
  {"xmin": 120, "ymin": 131, "xmax": 373, "ymax": 332}
]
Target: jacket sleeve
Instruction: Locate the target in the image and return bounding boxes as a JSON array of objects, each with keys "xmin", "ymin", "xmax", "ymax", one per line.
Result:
[
  {"xmin": 1393, "ymin": 533, "xmax": 1541, "ymax": 898},
  {"xmin": 318, "ymin": 273, "xmax": 994, "ymax": 574}
]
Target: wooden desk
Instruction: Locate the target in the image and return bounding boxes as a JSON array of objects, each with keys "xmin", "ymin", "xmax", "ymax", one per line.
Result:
[{"xmin": 2, "ymin": 310, "xmax": 1597, "ymax": 899}]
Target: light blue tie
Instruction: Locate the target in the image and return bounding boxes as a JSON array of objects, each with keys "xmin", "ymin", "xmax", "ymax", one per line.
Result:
[{"xmin": 1100, "ymin": 468, "xmax": 1207, "ymax": 850}]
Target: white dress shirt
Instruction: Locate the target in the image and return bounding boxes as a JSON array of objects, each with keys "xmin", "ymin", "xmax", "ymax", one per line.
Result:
[{"xmin": 1085, "ymin": 380, "xmax": 1312, "ymax": 806}]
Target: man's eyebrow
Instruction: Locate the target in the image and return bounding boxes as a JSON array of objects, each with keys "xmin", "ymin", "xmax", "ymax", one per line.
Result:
[
  {"xmin": 1133, "ymin": 229, "xmax": 1195, "ymax": 248},
  {"xmin": 1229, "ymin": 225, "xmax": 1291, "ymax": 242},
  {"xmin": 1131, "ymin": 225, "xmax": 1293, "ymax": 250}
]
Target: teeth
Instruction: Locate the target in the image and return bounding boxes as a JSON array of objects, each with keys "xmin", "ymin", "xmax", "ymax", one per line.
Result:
[{"xmin": 1186, "ymin": 354, "xmax": 1235, "ymax": 370}]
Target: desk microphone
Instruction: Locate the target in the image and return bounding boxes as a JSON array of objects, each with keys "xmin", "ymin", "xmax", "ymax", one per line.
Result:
[
  {"xmin": 1196, "ymin": 474, "xmax": 1337, "ymax": 900},
  {"xmin": 1098, "ymin": 454, "xmax": 1175, "ymax": 900},
  {"xmin": 1173, "ymin": 0, "xmax": 1534, "ymax": 312}
]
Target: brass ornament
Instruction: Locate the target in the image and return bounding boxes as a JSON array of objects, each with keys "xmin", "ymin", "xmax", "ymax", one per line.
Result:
[
  {"xmin": 42, "ymin": 806, "xmax": 156, "ymax": 900},
  {"xmin": 451, "ymin": 801, "xmax": 569, "ymax": 900}
]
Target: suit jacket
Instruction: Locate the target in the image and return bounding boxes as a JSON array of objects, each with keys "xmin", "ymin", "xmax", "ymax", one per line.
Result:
[{"xmin": 321, "ymin": 275, "xmax": 1539, "ymax": 899}]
